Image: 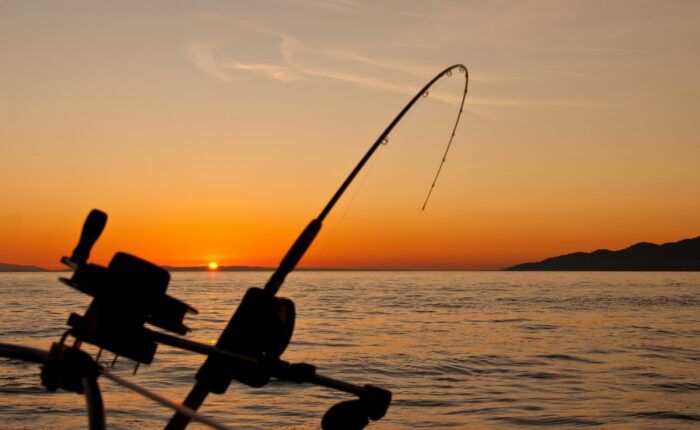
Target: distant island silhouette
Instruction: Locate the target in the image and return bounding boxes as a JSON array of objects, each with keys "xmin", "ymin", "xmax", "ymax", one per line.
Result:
[
  {"xmin": 508, "ymin": 236, "xmax": 700, "ymax": 271},
  {"xmin": 0, "ymin": 263, "xmax": 48, "ymax": 272}
]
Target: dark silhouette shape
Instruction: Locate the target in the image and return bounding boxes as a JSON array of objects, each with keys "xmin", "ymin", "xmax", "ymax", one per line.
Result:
[
  {"xmin": 507, "ymin": 236, "xmax": 700, "ymax": 271},
  {"xmin": 70, "ymin": 209, "xmax": 107, "ymax": 265},
  {"xmin": 0, "ymin": 342, "xmax": 106, "ymax": 430},
  {"xmin": 323, "ymin": 401, "xmax": 370, "ymax": 430},
  {"xmin": 321, "ymin": 385, "xmax": 391, "ymax": 430},
  {"xmin": 60, "ymin": 209, "xmax": 197, "ymax": 364}
]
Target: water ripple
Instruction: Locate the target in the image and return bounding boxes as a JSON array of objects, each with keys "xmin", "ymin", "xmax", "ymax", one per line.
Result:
[
  {"xmin": 491, "ymin": 415, "xmax": 604, "ymax": 426},
  {"xmin": 628, "ymin": 411, "xmax": 700, "ymax": 422}
]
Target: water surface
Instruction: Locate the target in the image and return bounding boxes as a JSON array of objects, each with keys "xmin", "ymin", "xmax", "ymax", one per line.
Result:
[{"xmin": 1, "ymin": 271, "xmax": 699, "ymax": 429}]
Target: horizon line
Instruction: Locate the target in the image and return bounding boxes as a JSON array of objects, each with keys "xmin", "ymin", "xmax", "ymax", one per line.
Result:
[{"xmin": 0, "ymin": 263, "xmax": 506, "ymax": 272}]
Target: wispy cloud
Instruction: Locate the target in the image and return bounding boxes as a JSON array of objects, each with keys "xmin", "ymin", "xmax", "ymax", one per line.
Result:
[
  {"xmin": 186, "ymin": 43, "xmax": 234, "ymax": 83},
  {"xmin": 222, "ymin": 61, "xmax": 301, "ymax": 82},
  {"xmin": 310, "ymin": 0, "xmax": 372, "ymax": 15},
  {"xmin": 186, "ymin": 12, "xmax": 610, "ymax": 117},
  {"xmin": 189, "ymin": 13, "xmax": 428, "ymax": 94},
  {"xmin": 191, "ymin": 12, "xmax": 471, "ymax": 95},
  {"xmin": 469, "ymin": 96, "xmax": 612, "ymax": 109},
  {"xmin": 320, "ymin": 49, "xmax": 437, "ymax": 78}
]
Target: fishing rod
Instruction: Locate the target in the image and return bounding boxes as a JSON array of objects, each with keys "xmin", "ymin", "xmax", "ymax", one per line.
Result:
[
  {"xmin": 265, "ymin": 63, "xmax": 468, "ymax": 296},
  {"xmin": 0, "ymin": 64, "xmax": 468, "ymax": 430},
  {"xmin": 167, "ymin": 64, "xmax": 469, "ymax": 430}
]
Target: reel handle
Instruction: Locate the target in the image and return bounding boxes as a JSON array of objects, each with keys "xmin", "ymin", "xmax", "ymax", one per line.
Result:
[{"xmin": 70, "ymin": 209, "xmax": 107, "ymax": 265}]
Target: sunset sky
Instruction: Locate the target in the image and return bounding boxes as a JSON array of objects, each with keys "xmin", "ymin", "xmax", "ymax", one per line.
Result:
[{"xmin": 2, "ymin": 1, "xmax": 699, "ymax": 269}]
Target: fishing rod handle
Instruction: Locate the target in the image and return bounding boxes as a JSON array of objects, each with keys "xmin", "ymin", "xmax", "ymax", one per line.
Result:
[
  {"xmin": 70, "ymin": 209, "xmax": 107, "ymax": 265},
  {"xmin": 265, "ymin": 219, "xmax": 322, "ymax": 295}
]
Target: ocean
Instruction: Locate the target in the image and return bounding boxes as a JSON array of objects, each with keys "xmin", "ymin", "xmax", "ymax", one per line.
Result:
[{"xmin": 1, "ymin": 271, "xmax": 699, "ymax": 429}]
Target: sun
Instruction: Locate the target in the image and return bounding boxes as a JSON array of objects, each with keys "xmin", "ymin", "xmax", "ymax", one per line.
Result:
[{"xmin": 208, "ymin": 262, "xmax": 219, "ymax": 270}]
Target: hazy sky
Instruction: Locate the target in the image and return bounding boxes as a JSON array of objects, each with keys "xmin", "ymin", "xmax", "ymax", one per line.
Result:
[{"xmin": 2, "ymin": 1, "xmax": 699, "ymax": 269}]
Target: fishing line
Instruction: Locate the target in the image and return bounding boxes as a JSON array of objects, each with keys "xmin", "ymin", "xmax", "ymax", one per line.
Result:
[
  {"xmin": 316, "ymin": 65, "xmax": 469, "ymax": 224},
  {"xmin": 315, "ymin": 66, "xmax": 468, "ymax": 263},
  {"xmin": 100, "ymin": 369, "xmax": 233, "ymax": 430},
  {"xmin": 314, "ymin": 144, "xmax": 384, "ymax": 263},
  {"xmin": 422, "ymin": 68, "xmax": 468, "ymax": 210}
]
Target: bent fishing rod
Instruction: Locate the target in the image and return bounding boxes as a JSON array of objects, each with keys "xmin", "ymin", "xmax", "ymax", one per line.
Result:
[
  {"xmin": 265, "ymin": 63, "xmax": 468, "ymax": 296},
  {"xmin": 167, "ymin": 64, "xmax": 469, "ymax": 430},
  {"xmin": 0, "ymin": 64, "xmax": 468, "ymax": 430}
]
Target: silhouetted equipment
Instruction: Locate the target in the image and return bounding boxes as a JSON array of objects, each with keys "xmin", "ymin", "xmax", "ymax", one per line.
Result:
[
  {"xmin": 168, "ymin": 63, "xmax": 467, "ymax": 429},
  {"xmin": 198, "ymin": 287, "xmax": 296, "ymax": 390},
  {"xmin": 37, "ymin": 342, "xmax": 106, "ymax": 430},
  {"xmin": 321, "ymin": 385, "xmax": 391, "ymax": 430},
  {"xmin": 321, "ymin": 383, "xmax": 392, "ymax": 430},
  {"xmin": 41, "ymin": 342, "xmax": 99, "ymax": 394},
  {"xmin": 265, "ymin": 218, "xmax": 322, "ymax": 295},
  {"xmin": 0, "ymin": 64, "xmax": 469, "ymax": 429},
  {"xmin": 323, "ymin": 401, "xmax": 369, "ymax": 430},
  {"xmin": 15, "ymin": 208, "xmax": 394, "ymax": 430},
  {"xmin": 68, "ymin": 209, "xmax": 106, "ymax": 266},
  {"xmin": 59, "ymin": 209, "xmax": 197, "ymax": 364}
]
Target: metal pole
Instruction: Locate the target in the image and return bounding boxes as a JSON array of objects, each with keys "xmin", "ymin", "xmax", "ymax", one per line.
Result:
[{"xmin": 82, "ymin": 376, "xmax": 106, "ymax": 430}]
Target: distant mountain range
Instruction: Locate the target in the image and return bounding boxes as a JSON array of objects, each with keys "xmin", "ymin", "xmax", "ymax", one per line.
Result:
[
  {"xmin": 508, "ymin": 236, "xmax": 700, "ymax": 271},
  {"xmin": 0, "ymin": 263, "xmax": 49, "ymax": 272}
]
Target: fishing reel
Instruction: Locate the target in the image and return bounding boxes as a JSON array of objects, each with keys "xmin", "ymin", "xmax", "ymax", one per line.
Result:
[
  {"xmin": 322, "ymin": 385, "xmax": 392, "ymax": 430},
  {"xmin": 59, "ymin": 209, "xmax": 196, "ymax": 364},
  {"xmin": 196, "ymin": 286, "xmax": 296, "ymax": 390}
]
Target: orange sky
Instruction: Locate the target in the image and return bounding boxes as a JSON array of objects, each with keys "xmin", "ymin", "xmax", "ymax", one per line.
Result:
[{"xmin": 2, "ymin": 1, "xmax": 699, "ymax": 269}]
